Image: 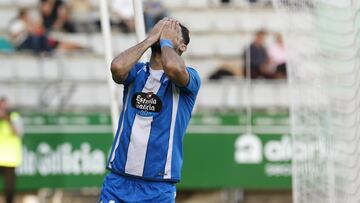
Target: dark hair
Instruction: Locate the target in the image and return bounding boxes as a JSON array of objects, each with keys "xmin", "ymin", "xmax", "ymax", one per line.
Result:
[
  {"xmin": 256, "ymin": 30, "xmax": 267, "ymax": 36},
  {"xmin": 0, "ymin": 97, "xmax": 6, "ymax": 103},
  {"xmin": 180, "ymin": 24, "xmax": 190, "ymax": 45},
  {"xmin": 18, "ymin": 8, "xmax": 28, "ymax": 18}
]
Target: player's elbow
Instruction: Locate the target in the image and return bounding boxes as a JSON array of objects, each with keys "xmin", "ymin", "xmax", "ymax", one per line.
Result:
[
  {"xmin": 165, "ymin": 65, "xmax": 187, "ymax": 82},
  {"xmin": 111, "ymin": 60, "xmax": 127, "ymax": 83},
  {"xmin": 164, "ymin": 65, "xmax": 179, "ymax": 79},
  {"xmin": 164, "ymin": 61, "xmax": 185, "ymax": 77}
]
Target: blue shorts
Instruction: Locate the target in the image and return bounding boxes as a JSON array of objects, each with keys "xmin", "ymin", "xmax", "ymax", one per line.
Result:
[{"xmin": 99, "ymin": 172, "xmax": 176, "ymax": 203}]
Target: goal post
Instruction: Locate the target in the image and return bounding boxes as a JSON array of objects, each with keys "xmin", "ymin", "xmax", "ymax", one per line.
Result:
[
  {"xmin": 99, "ymin": 0, "xmax": 148, "ymax": 136},
  {"xmin": 99, "ymin": 0, "xmax": 119, "ymax": 135}
]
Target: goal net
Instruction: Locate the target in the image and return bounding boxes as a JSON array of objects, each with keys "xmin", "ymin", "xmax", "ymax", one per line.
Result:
[{"xmin": 272, "ymin": 0, "xmax": 360, "ymax": 202}]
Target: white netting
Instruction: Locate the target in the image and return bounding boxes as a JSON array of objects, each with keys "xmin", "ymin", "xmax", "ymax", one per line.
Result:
[{"xmin": 272, "ymin": 0, "xmax": 360, "ymax": 202}]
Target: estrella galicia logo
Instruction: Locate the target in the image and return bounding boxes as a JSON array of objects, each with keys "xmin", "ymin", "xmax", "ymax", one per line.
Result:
[{"xmin": 131, "ymin": 92, "xmax": 162, "ymax": 117}]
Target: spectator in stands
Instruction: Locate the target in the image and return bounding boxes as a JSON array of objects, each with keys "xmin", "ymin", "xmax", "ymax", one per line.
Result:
[
  {"xmin": 209, "ymin": 63, "xmax": 237, "ymax": 80},
  {"xmin": 9, "ymin": 9, "xmax": 84, "ymax": 54},
  {"xmin": 40, "ymin": 0, "xmax": 76, "ymax": 32},
  {"xmin": 111, "ymin": 0, "xmax": 135, "ymax": 33},
  {"xmin": 0, "ymin": 97, "xmax": 24, "ymax": 203},
  {"xmin": 267, "ymin": 33, "xmax": 287, "ymax": 79},
  {"xmin": 243, "ymin": 30, "xmax": 269, "ymax": 79},
  {"xmin": 144, "ymin": 0, "xmax": 167, "ymax": 32},
  {"xmin": 220, "ymin": 0, "xmax": 231, "ymax": 4},
  {"xmin": 68, "ymin": 0, "xmax": 99, "ymax": 33}
]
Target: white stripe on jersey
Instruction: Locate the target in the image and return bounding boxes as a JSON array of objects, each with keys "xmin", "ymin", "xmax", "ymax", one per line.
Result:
[
  {"xmin": 124, "ymin": 72, "xmax": 162, "ymax": 176},
  {"xmin": 164, "ymin": 84, "xmax": 180, "ymax": 179},
  {"xmin": 109, "ymin": 84, "xmax": 133, "ymax": 166},
  {"xmin": 124, "ymin": 116, "xmax": 153, "ymax": 175}
]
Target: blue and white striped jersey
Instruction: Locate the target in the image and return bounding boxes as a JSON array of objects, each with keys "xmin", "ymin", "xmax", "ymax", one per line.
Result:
[{"xmin": 107, "ymin": 62, "xmax": 201, "ymax": 183}]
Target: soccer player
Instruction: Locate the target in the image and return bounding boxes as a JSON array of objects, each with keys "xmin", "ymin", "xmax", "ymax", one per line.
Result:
[{"xmin": 99, "ymin": 18, "xmax": 201, "ymax": 203}]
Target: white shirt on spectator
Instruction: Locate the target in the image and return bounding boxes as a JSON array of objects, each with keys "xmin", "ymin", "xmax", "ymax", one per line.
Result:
[
  {"xmin": 9, "ymin": 19, "xmax": 28, "ymax": 46},
  {"xmin": 267, "ymin": 44, "xmax": 286, "ymax": 73},
  {"xmin": 111, "ymin": 0, "xmax": 134, "ymax": 19}
]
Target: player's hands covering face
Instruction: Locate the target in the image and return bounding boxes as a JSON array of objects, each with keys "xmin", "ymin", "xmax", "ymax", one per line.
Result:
[
  {"xmin": 146, "ymin": 18, "xmax": 167, "ymax": 44},
  {"xmin": 160, "ymin": 18, "xmax": 182, "ymax": 48}
]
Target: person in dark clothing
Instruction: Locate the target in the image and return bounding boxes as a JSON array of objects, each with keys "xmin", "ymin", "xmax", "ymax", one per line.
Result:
[
  {"xmin": 144, "ymin": 1, "xmax": 167, "ymax": 33},
  {"xmin": 0, "ymin": 165, "xmax": 16, "ymax": 203},
  {"xmin": 9, "ymin": 9, "xmax": 83, "ymax": 54},
  {"xmin": 209, "ymin": 69, "xmax": 234, "ymax": 80},
  {"xmin": 40, "ymin": 0, "xmax": 76, "ymax": 32},
  {"xmin": 221, "ymin": 0, "xmax": 231, "ymax": 4},
  {"xmin": 209, "ymin": 63, "xmax": 235, "ymax": 80},
  {"xmin": 9, "ymin": 9, "xmax": 58, "ymax": 53},
  {"xmin": 243, "ymin": 30, "xmax": 269, "ymax": 79}
]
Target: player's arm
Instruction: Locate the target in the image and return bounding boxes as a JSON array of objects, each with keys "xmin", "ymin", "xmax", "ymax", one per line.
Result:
[
  {"xmin": 111, "ymin": 20, "xmax": 166, "ymax": 84},
  {"xmin": 160, "ymin": 20, "xmax": 189, "ymax": 87}
]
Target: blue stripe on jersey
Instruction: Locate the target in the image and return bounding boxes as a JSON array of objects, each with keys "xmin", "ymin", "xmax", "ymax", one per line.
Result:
[
  {"xmin": 107, "ymin": 90, "xmax": 126, "ymax": 168},
  {"xmin": 114, "ymin": 68, "xmax": 150, "ymax": 171},
  {"xmin": 170, "ymin": 68, "xmax": 200, "ymax": 180},
  {"xmin": 142, "ymin": 81, "xmax": 173, "ymax": 178},
  {"xmin": 170, "ymin": 93, "xmax": 193, "ymax": 180}
]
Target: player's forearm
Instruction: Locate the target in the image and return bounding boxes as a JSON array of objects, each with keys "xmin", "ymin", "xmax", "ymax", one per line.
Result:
[
  {"xmin": 161, "ymin": 47, "xmax": 188, "ymax": 87},
  {"xmin": 111, "ymin": 39, "xmax": 153, "ymax": 83}
]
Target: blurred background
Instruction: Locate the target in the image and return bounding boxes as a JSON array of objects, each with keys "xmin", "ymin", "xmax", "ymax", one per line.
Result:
[{"xmin": 0, "ymin": 0, "xmax": 291, "ymax": 202}]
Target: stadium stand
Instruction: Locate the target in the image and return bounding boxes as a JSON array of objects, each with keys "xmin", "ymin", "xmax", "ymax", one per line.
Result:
[{"xmin": 0, "ymin": 0, "xmax": 288, "ymax": 110}]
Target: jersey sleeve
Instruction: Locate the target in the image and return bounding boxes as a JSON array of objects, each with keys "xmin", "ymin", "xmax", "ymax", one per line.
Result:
[
  {"xmin": 123, "ymin": 62, "xmax": 145, "ymax": 86},
  {"xmin": 178, "ymin": 67, "xmax": 201, "ymax": 94}
]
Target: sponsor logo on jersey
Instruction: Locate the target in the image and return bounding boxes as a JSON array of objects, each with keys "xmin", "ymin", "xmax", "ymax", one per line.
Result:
[{"xmin": 132, "ymin": 92, "xmax": 162, "ymax": 116}]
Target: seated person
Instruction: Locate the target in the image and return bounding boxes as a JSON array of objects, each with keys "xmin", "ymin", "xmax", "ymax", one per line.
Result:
[
  {"xmin": 9, "ymin": 9, "xmax": 84, "ymax": 54},
  {"xmin": 267, "ymin": 33, "xmax": 287, "ymax": 79},
  {"xmin": 111, "ymin": 0, "xmax": 135, "ymax": 33},
  {"xmin": 243, "ymin": 30, "xmax": 269, "ymax": 79},
  {"xmin": 68, "ymin": 0, "xmax": 99, "ymax": 33},
  {"xmin": 40, "ymin": 0, "xmax": 76, "ymax": 32},
  {"xmin": 209, "ymin": 63, "xmax": 236, "ymax": 80},
  {"xmin": 144, "ymin": 0, "xmax": 167, "ymax": 33}
]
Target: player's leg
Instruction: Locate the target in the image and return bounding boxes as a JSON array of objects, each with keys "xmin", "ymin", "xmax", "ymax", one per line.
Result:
[
  {"xmin": 99, "ymin": 172, "xmax": 176, "ymax": 203},
  {"xmin": 134, "ymin": 179, "xmax": 176, "ymax": 203},
  {"xmin": 99, "ymin": 173, "xmax": 124, "ymax": 203},
  {"xmin": 2, "ymin": 167, "xmax": 15, "ymax": 203},
  {"xmin": 145, "ymin": 187, "xmax": 176, "ymax": 203}
]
